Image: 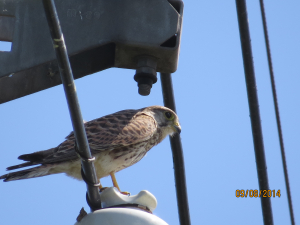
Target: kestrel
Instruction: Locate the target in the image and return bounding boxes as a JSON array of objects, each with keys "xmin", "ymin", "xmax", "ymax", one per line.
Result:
[{"xmin": 0, "ymin": 106, "xmax": 181, "ymax": 192}]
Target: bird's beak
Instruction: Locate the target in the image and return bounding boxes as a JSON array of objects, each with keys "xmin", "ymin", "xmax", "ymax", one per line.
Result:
[{"xmin": 173, "ymin": 122, "xmax": 181, "ymax": 134}]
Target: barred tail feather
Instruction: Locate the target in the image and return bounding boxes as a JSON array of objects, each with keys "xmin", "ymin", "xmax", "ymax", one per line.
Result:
[
  {"xmin": 0, "ymin": 165, "xmax": 52, "ymax": 182},
  {"xmin": 6, "ymin": 162, "xmax": 36, "ymax": 171}
]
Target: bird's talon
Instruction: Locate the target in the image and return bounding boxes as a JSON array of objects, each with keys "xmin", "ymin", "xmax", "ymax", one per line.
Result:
[
  {"xmin": 99, "ymin": 187, "xmax": 108, "ymax": 192},
  {"xmin": 120, "ymin": 191, "xmax": 130, "ymax": 196}
]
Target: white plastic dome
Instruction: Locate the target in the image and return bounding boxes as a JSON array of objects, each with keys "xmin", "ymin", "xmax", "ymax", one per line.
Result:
[
  {"xmin": 74, "ymin": 207, "xmax": 168, "ymax": 225},
  {"xmin": 74, "ymin": 187, "xmax": 168, "ymax": 225}
]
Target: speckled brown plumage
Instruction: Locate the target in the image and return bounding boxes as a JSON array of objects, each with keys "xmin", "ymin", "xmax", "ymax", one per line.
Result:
[{"xmin": 0, "ymin": 106, "xmax": 181, "ymax": 188}]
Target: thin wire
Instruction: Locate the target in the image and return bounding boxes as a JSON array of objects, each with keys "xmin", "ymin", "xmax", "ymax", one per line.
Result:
[{"xmin": 259, "ymin": 1, "xmax": 295, "ymax": 224}]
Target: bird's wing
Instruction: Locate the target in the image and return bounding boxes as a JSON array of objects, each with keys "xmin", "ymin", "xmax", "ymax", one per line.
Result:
[
  {"xmin": 16, "ymin": 139, "xmax": 78, "ymax": 165},
  {"xmin": 87, "ymin": 113, "xmax": 157, "ymax": 151},
  {"xmin": 67, "ymin": 110, "xmax": 157, "ymax": 152},
  {"xmin": 17, "ymin": 109, "xmax": 156, "ymax": 165}
]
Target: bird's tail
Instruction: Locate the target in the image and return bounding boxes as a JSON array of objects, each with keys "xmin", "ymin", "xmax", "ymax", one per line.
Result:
[
  {"xmin": 6, "ymin": 162, "xmax": 36, "ymax": 170},
  {"xmin": 0, "ymin": 165, "xmax": 53, "ymax": 182}
]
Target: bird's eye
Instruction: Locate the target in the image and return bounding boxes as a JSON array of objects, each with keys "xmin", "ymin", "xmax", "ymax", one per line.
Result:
[{"xmin": 164, "ymin": 111, "xmax": 174, "ymax": 120}]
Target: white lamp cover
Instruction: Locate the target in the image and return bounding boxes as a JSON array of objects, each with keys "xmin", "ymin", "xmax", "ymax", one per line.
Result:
[{"xmin": 74, "ymin": 187, "xmax": 168, "ymax": 225}]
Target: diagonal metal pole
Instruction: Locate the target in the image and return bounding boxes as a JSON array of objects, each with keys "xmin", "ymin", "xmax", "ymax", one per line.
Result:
[
  {"xmin": 235, "ymin": 0, "xmax": 273, "ymax": 224},
  {"xmin": 160, "ymin": 73, "xmax": 191, "ymax": 225},
  {"xmin": 42, "ymin": 0, "xmax": 102, "ymax": 211},
  {"xmin": 259, "ymin": 1, "xmax": 295, "ymax": 224}
]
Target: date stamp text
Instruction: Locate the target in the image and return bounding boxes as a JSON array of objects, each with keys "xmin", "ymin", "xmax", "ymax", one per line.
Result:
[{"xmin": 236, "ymin": 189, "xmax": 281, "ymax": 198}]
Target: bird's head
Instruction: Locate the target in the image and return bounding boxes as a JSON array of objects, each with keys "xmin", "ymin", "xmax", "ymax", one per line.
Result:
[{"xmin": 143, "ymin": 106, "xmax": 181, "ymax": 137}]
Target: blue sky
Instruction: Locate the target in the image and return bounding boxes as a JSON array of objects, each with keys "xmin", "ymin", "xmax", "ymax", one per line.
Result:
[{"xmin": 0, "ymin": 1, "xmax": 299, "ymax": 224}]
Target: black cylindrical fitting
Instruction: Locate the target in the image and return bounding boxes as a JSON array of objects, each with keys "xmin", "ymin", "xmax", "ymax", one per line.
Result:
[
  {"xmin": 134, "ymin": 56, "xmax": 157, "ymax": 96},
  {"xmin": 42, "ymin": 0, "xmax": 102, "ymax": 211},
  {"xmin": 160, "ymin": 73, "xmax": 191, "ymax": 225},
  {"xmin": 235, "ymin": 0, "xmax": 274, "ymax": 224}
]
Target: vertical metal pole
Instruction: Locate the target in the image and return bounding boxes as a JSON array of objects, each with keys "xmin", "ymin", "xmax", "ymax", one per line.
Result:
[
  {"xmin": 42, "ymin": 0, "xmax": 102, "ymax": 211},
  {"xmin": 259, "ymin": 1, "xmax": 295, "ymax": 224},
  {"xmin": 235, "ymin": 0, "xmax": 273, "ymax": 224},
  {"xmin": 160, "ymin": 73, "xmax": 191, "ymax": 225}
]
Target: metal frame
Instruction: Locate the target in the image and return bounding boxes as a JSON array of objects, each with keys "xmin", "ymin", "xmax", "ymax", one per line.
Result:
[
  {"xmin": 0, "ymin": 0, "xmax": 183, "ymax": 103},
  {"xmin": 3, "ymin": 0, "xmax": 288, "ymax": 224}
]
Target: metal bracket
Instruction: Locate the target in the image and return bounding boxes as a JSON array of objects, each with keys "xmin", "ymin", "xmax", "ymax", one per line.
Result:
[{"xmin": 0, "ymin": 0, "xmax": 183, "ymax": 103}]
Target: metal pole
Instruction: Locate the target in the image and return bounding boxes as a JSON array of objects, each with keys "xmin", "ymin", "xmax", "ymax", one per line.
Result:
[
  {"xmin": 160, "ymin": 73, "xmax": 191, "ymax": 225},
  {"xmin": 259, "ymin": 1, "xmax": 295, "ymax": 224},
  {"xmin": 42, "ymin": 0, "xmax": 102, "ymax": 211},
  {"xmin": 235, "ymin": 0, "xmax": 273, "ymax": 224}
]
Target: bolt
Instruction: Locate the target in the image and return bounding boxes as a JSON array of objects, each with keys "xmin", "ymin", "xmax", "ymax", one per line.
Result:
[{"xmin": 134, "ymin": 56, "xmax": 157, "ymax": 96}]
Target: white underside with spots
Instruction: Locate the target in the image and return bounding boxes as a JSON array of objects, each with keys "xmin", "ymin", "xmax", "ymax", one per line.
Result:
[
  {"xmin": 52, "ymin": 142, "xmax": 151, "ymax": 181},
  {"xmin": 59, "ymin": 127, "xmax": 174, "ymax": 181}
]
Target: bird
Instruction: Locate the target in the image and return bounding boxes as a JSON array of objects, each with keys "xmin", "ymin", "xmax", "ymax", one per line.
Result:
[{"xmin": 0, "ymin": 105, "xmax": 181, "ymax": 193}]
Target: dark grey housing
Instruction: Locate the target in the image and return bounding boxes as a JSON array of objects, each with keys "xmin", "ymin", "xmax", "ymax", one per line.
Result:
[{"xmin": 0, "ymin": 0, "xmax": 183, "ymax": 103}]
